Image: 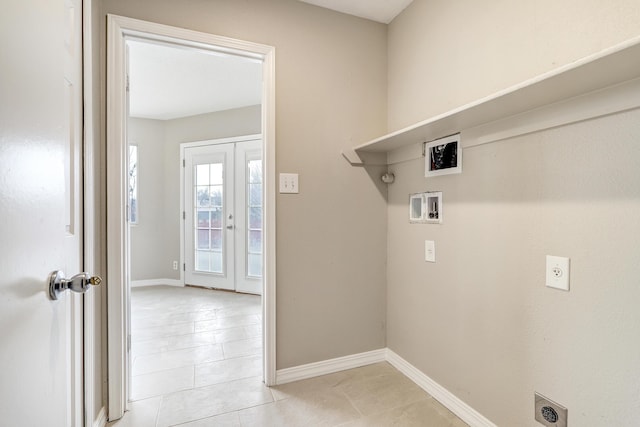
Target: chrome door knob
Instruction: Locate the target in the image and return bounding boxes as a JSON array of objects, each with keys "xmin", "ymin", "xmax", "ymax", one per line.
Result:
[{"xmin": 48, "ymin": 270, "xmax": 102, "ymax": 300}]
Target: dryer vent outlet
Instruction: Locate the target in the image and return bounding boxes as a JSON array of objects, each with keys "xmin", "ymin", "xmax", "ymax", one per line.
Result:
[{"xmin": 535, "ymin": 393, "xmax": 567, "ymax": 427}]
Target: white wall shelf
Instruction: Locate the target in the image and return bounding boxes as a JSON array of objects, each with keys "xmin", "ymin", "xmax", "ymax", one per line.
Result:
[{"xmin": 343, "ymin": 36, "xmax": 640, "ymax": 166}]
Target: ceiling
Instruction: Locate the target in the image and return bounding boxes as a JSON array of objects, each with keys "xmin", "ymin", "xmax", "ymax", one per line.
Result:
[
  {"xmin": 298, "ymin": 0, "xmax": 413, "ymax": 24},
  {"xmin": 128, "ymin": 1, "xmax": 413, "ymax": 120},
  {"xmin": 128, "ymin": 40, "xmax": 262, "ymax": 121}
]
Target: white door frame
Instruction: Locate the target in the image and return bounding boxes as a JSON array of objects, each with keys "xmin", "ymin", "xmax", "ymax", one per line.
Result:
[
  {"xmin": 106, "ymin": 15, "xmax": 277, "ymax": 420},
  {"xmin": 82, "ymin": 0, "xmax": 106, "ymax": 424}
]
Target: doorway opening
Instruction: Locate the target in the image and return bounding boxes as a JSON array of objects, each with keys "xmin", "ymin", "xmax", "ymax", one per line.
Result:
[{"xmin": 107, "ymin": 15, "xmax": 276, "ymax": 421}]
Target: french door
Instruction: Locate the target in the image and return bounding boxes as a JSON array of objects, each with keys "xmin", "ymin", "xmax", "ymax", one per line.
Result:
[{"xmin": 184, "ymin": 138, "xmax": 263, "ymax": 294}]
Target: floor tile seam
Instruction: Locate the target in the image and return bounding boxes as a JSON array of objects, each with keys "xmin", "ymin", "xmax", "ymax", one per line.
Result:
[
  {"xmin": 165, "ymin": 407, "xmax": 242, "ymax": 427},
  {"xmin": 194, "ymin": 323, "xmax": 261, "ymax": 333},
  {"xmin": 132, "ymin": 335, "xmax": 260, "ymax": 359},
  {"xmin": 132, "ymin": 334, "xmax": 262, "ymax": 360},
  {"xmin": 132, "ymin": 319, "xmax": 196, "ymax": 332},
  {"xmin": 213, "ymin": 333, "xmax": 260, "ymax": 343},
  {"xmin": 221, "ymin": 341, "xmax": 262, "ymax": 352},
  {"xmin": 132, "ymin": 355, "xmax": 226, "ymax": 376},
  {"xmin": 132, "ymin": 324, "xmax": 259, "ymax": 344},
  {"xmin": 132, "ymin": 316, "xmax": 216, "ymax": 328},
  {"xmin": 332, "ymin": 386, "xmax": 365, "ymax": 419},
  {"xmin": 193, "ymin": 371, "xmax": 260, "ymax": 389},
  {"xmin": 193, "ymin": 352, "xmax": 262, "ymax": 369},
  {"xmin": 130, "ymin": 382, "xmax": 195, "ymax": 403},
  {"xmin": 193, "ymin": 318, "xmax": 262, "ymax": 332},
  {"xmin": 131, "ymin": 308, "xmax": 221, "ymax": 319},
  {"xmin": 132, "ymin": 341, "xmax": 222, "ymax": 358},
  {"xmin": 132, "ymin": 342, "xmax": 223, "ymax": 362},
  {"xmin": 352, "ymin": 393, "xmax": 431, "ymax": 419},
  {"xmin": 155, "ymin": 374, "xmax": 266, "ymax": 400},
  {"xmin": 154, "ymin": 394, "xmax": 163, "ymax": 427},
  {"xmin": 131, "ymin": 309, "xmax": 217, "ymax": 320},
  {"xmin": 213, "ymin": 311, "xmax": 262, "ymax": 319},
  {"xmin": 131, "ymin": 364, "xmax": 196, "ymax": 380}
]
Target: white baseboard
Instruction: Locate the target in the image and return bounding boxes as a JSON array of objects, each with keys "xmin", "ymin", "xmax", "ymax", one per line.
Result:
[
  {"xmin": 275, "ymin": 348, "xmax": 495, "ymax": 426},
  {"xmin": 275, "ymin": 348, "xmax": 386, "ymax": 385},
  {"xmin": 386, "ymin": 349, "xmax": 496, "ymax": 427},
  {"xmin": 92, "ymin": 407, "xmax": 107, "ymax": 427},
  {"xmin": 130, "ymin": 278, "xmax": 183, "ymax": 288}
]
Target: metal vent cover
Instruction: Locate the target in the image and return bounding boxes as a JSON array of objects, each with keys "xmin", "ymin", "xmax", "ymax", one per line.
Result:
[{"xmin": 535, "ymin": 393, "xmax": 567, "ymax": 427}]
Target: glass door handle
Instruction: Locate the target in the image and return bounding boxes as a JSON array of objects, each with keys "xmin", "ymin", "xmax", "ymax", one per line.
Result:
[{"xmin": 48, "ymin": 270, "xmax": 102, "ymax": 300}]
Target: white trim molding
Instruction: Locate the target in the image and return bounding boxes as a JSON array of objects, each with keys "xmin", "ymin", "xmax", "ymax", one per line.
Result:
[
  {"xmin": 130, "ymin": 279, "xmax": 183, "ymax": 288},
  {"xmin": 276, "ymin": 349, "xmax": 387, "ymax": 385},
  {"xmin": 386, "ymin": 349, "xmax": 497, "ymax": 427},
  {"xmin": 107, "ymin": 14, "xmax": 277, "ymax": 420},
  {"xmin": 92, "ymin": 407, "xmax": 107, "ymax": 427},
  {"xmin": 275, "ymin": 348, "xmax": 496, "ymax": 427}
]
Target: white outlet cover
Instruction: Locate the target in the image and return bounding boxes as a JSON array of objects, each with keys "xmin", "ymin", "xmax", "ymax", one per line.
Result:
[
  {"xmin": 546, "ymin": 255, "xmax": 570, "ymax": 291},
  {"xmin": 425, "ymin": 240, "xmax": 435, "ymax": 263}
]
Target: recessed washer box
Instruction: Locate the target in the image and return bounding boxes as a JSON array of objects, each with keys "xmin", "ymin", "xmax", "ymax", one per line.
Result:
[{"xmin": 409, "ymin": 192, "xmax": 442, "ymax": 224}]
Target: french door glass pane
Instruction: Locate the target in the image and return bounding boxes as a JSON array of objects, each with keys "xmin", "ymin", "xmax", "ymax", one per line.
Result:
[
  {"xmin": 197, "ymin": 229, "xmax": 210, "ymax": 249},
  {"xmin": 197, "ymin": 210, "xmax": 210, "ymax": 227},
  {"xmin": 249, "ymin": 183, "xmax": 262, "ymax": 205},
  {"xmin": 249, "ymin": 230, "xmax": 262, "ymax": 253},
  {"xmin": 194, "ymin": 161, "xmax": 224, "ymax": 274},
  {"xmin": 247, "ymin": 159, "xmax": 262, "ymax": 278},
  {"xmin": 249, "ymin": 207, "xmax": 262, "ymax": 229},
  {"xmin": 248, "ymin": 253, "xmax": 262, "ymax": 277},
  {"xmin": 211, "ymin": 207, "xmax": 222, "ymax": 228}
]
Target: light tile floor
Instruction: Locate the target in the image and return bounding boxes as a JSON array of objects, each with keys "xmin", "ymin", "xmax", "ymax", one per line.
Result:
[{"xmin": 107, "ymin": 285, "xmax": 468, "ymax": 427}]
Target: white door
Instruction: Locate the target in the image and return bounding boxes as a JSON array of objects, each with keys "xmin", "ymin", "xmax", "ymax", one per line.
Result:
[
  {"xmin": 185, "ymin": 144, "xmax": 236, "ymax": 290},
  {"xmin": 184, "ymin": 139, "xmax": 263, "ymax": 294},
  {"xmin": 0, "ymin": 0, "xmax": 84, "ymax": 425},
  {"xmin": 235, "ymin": 140, "xmax": 263, "ymax": 294}
]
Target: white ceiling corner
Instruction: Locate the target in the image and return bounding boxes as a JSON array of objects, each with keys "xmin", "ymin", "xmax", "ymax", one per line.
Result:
[{"xmin": 298, "ymin": 0, "xmax": 413, "ymax": 24}]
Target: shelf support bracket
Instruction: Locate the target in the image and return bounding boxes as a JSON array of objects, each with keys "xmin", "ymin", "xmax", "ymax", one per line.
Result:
[{"xmin": 342, "ymin": 148, "xmax": 364, "ymax": 166}]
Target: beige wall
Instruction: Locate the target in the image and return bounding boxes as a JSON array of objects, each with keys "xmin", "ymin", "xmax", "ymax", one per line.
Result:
[
  {"xmin": 388, "ymin": 0, "xmax": 640, "ymax": 130},
  {"xmin": 387, "ymin": 1, "xmax": 640, "ymax": 425},
  {"xmin": 129, "ymin": 106, "xmax": 262, "ymax": 281},
  {"xmin": 101, "ymin": 0, "xmax": 389, "ymax": 369},
  {"xmin": 128, "ymin": 118, "xmax": 170, "ymax": 280}
]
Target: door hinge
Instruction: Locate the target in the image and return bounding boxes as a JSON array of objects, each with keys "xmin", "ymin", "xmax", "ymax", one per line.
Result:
[
  {"xmin": 183, "ymin": 211, "xmax": 186, "ymax": 220},
  {"xmin": 183, "ymin": 263, "xmax": 186, "ymax": 271},
  {"xmin": 127, "ymin": 334, "xmax": 131, "ymax": 352},
  {"xmin": 126, "ymin": 74, "xmax": 130, "ymax": 92},
  {"xmin": 182, "ymin": 159, "xmax": 185, "ymax": 167}
]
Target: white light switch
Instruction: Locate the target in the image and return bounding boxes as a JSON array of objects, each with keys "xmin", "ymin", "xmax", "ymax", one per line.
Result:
[
  {"xmin": 425, "ymin": 240, "xmax": 435, "ymax": 263},
  {"xmin": 279, "ymin": 173, "xmax": 299, "ymax": 194},
  {"xmin": 546, "ymin": 255, "xmax": 570, "ymax": 291}
]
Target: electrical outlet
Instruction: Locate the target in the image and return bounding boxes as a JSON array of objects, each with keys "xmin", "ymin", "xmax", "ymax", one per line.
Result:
[
  {"xmin": 535, "ymin": 393, "xmax": 567, "ymax": 427},
  {"xmin": 546, "ymin": 255, "xmax": 570, "ymax": 291},
  {"xmin": 172, "ymin": 261, "xmax": 178, "ymax": 270}
]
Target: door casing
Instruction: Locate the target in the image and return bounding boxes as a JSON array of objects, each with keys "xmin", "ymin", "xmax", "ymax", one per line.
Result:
[{"xmin": 106, "ymin": 14, "xmax": 277, "ymax": 420}]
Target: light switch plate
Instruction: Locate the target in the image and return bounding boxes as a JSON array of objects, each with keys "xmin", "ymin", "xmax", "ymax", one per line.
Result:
[
  {"xmin": 425, "ymin": 240, "xmax": 435, "ymax": 263},
  {"xmin": 279, "ymin": 173, "xmax": 299, "ymax": 194},
  {"xmin": 546, "ymin": 255, "xmax": 570, "ymax": 291}
]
